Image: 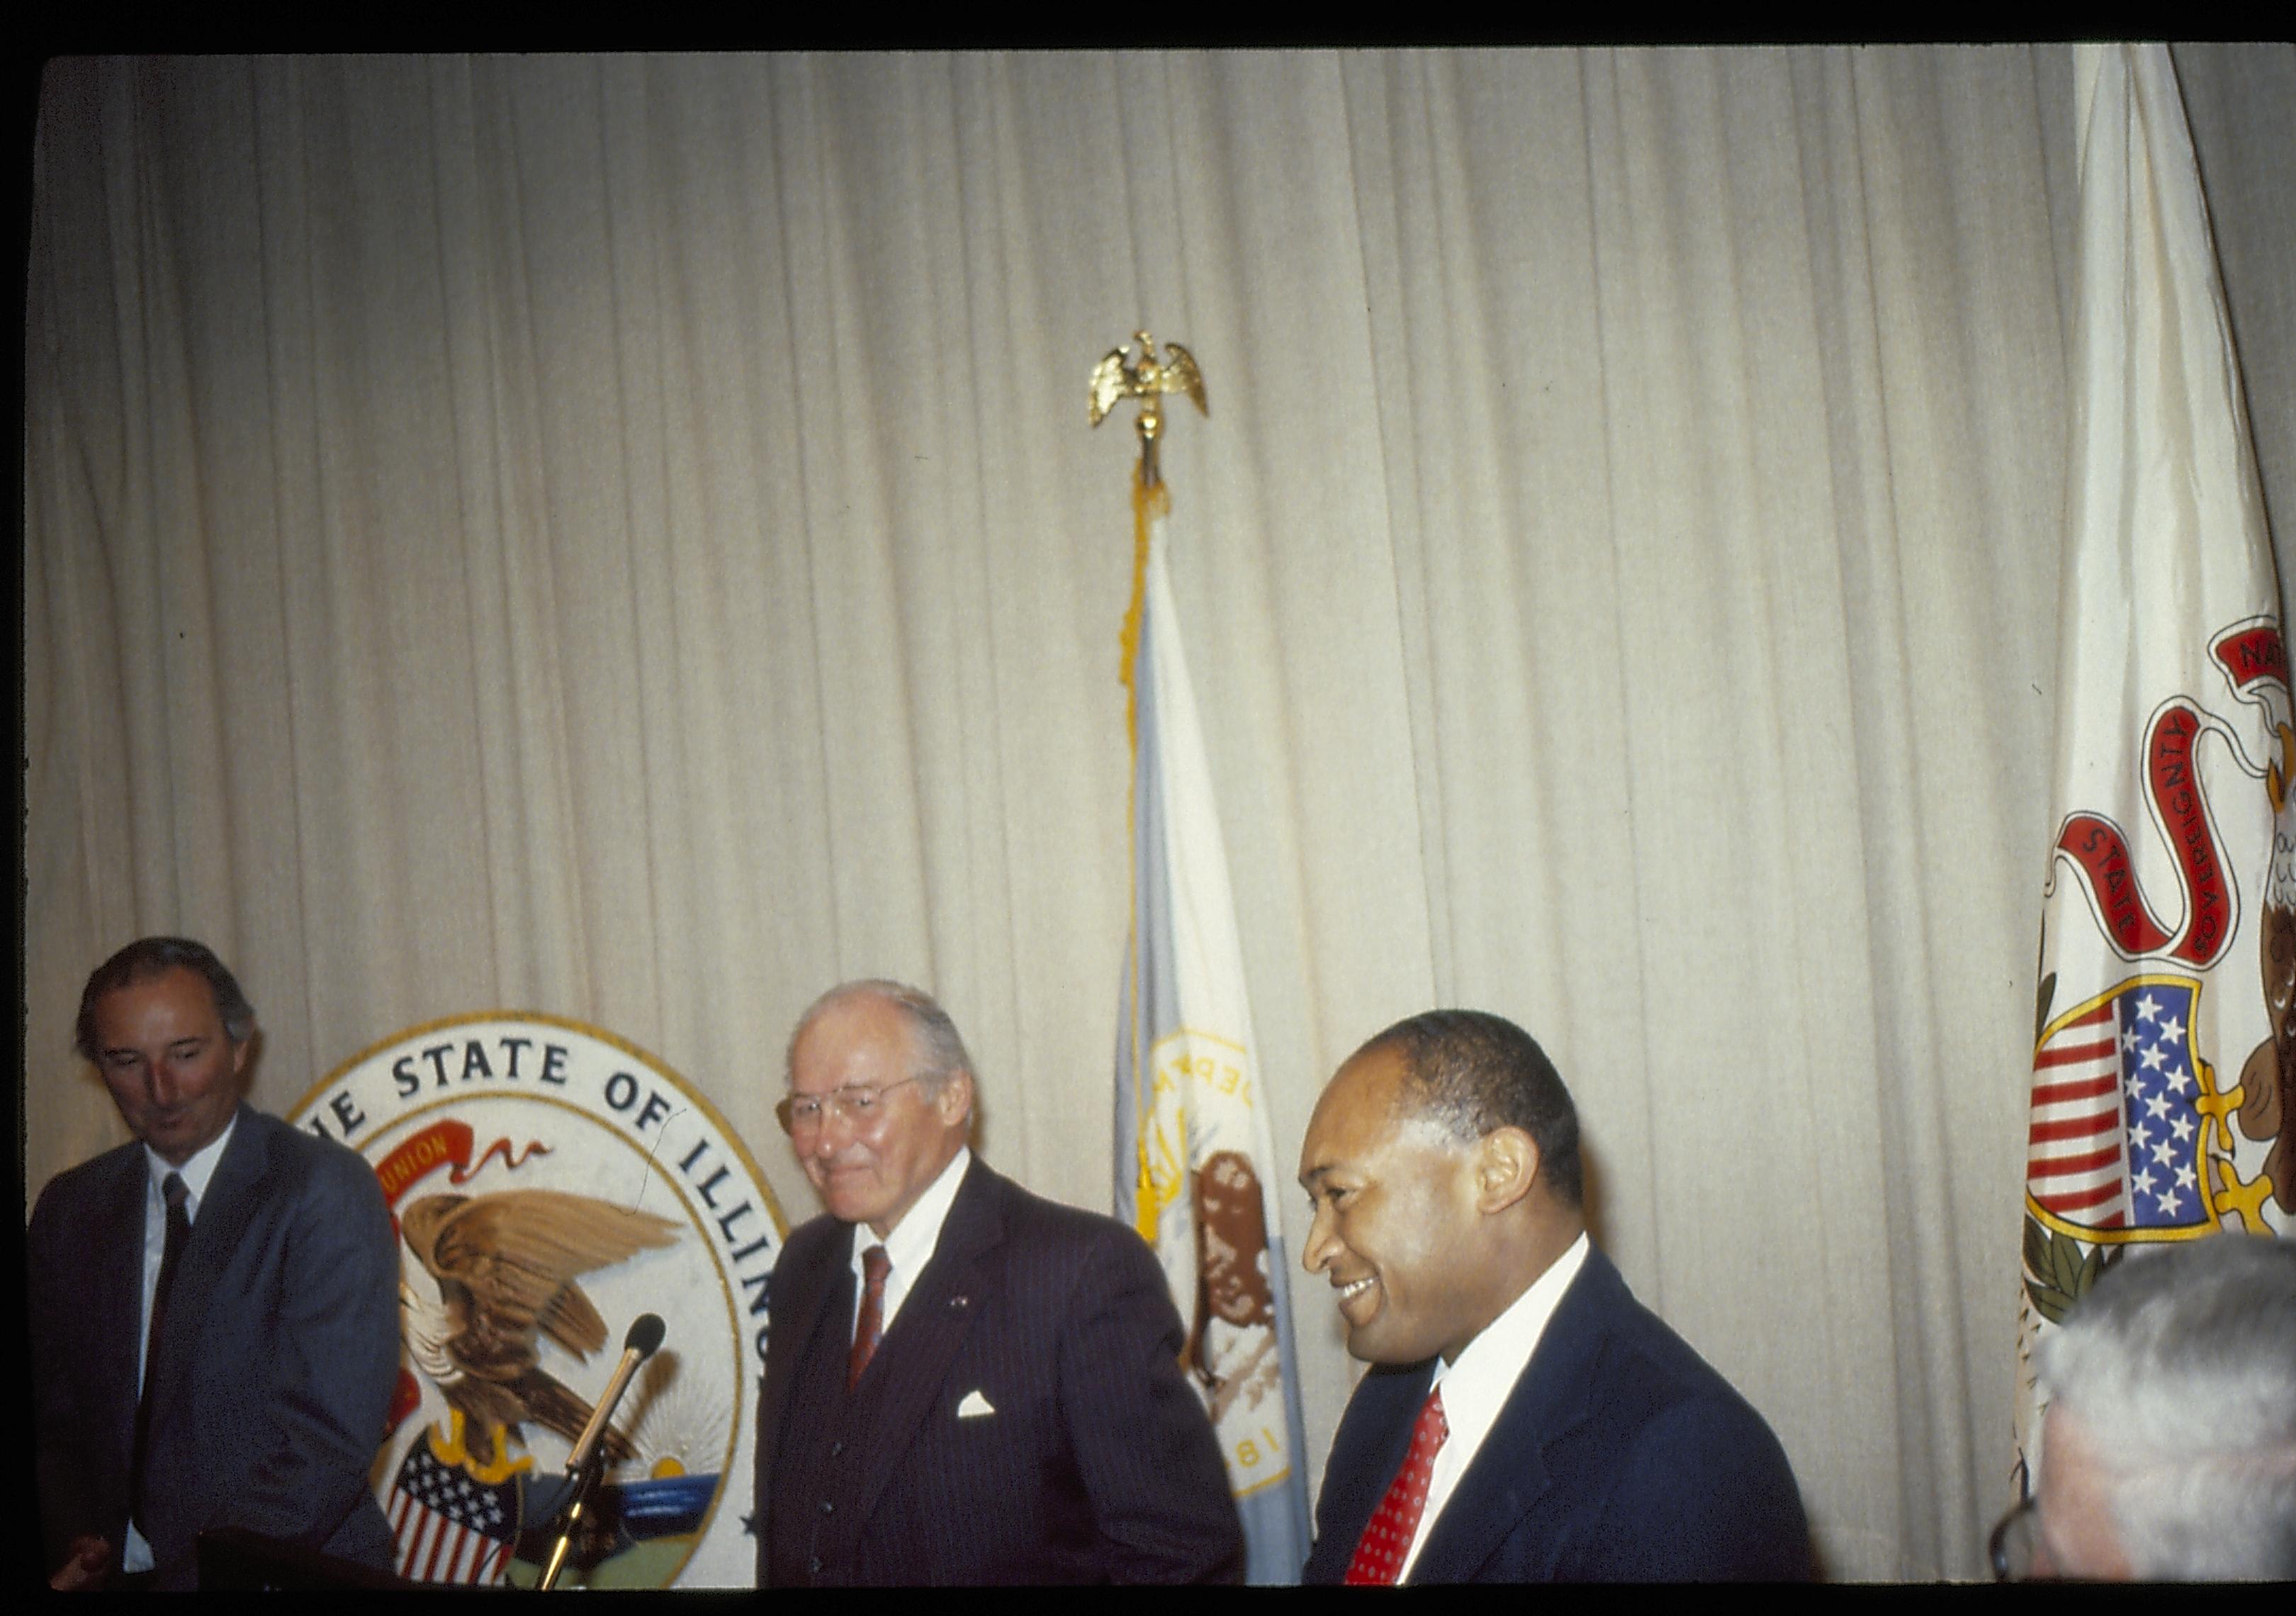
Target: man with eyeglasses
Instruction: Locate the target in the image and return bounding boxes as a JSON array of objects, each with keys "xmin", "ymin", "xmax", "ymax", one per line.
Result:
[
  {"xmin": 1992, "ymin": 1234, "xmax": 2296, "ymax": 1581},
  {"xmin": 753, "ymin": 979, "xmax": 1243, "ymax": 1585}
]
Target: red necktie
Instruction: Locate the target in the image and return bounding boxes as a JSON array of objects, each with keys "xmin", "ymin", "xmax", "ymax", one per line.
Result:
[
  {"xmin": 1344, "ymin": 1384, "xmax": 1448, "ymax": 1585},
  {"xmin": 848, "ymin": 1244, "xmax": 890, "ymax": 1390}
]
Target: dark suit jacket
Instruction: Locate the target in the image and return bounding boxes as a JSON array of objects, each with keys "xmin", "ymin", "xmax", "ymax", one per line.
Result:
[
  {"xmin": 28, "ymin": 1104, "xmax": 402, "ymax": 1589},
  {"xmin": 754, "ymin": 1157, "xmax": 1243, "ymax": 1584},
  {"xmin": 1304, "ymin": 1246, "xmax": 1811, "ymax": 1582}
]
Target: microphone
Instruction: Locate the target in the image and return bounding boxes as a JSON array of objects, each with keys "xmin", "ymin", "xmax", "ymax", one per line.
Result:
[
  {"xmin": 563, "ymin": 1313, "xmax": 666, "ymax": 1477},
  {"xmin": 539, "ymin": 1313, "xmax": 667, "ymax": 1590}
]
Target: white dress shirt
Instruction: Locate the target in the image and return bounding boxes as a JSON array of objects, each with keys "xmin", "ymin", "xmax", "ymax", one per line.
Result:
[
  {"xmin": 123, "ymin": 1114, "xmax": 238, "ymax": 1573},
  {"xmin": 1398, "ymin": 1231, "xmax": 1591, "ymax": 1581},
  {"xmin": 847, "ymin": 1145, "xmax": 972, "ymax": 1342}
]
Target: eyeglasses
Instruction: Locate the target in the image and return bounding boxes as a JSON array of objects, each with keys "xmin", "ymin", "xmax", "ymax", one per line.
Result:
[
  {"xmin": 1988, "ymin": 1496, "xmax": 2043, "ymax": 1581},
  {"xmin": 776, "ymin": 1077, "xmax": 925, "ymax": 1136}
]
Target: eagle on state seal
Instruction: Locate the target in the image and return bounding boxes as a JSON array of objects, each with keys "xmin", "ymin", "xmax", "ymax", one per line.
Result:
[{"xmin": 398, "ymin": 1188, "xmax": 679, "ymax": 1467}]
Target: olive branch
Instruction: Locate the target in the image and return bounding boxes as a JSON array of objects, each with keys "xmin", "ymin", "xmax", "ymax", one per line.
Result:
[{"xmin": 2021, "ymin": 1216, "xmax": 2121, "ymax": 1325}]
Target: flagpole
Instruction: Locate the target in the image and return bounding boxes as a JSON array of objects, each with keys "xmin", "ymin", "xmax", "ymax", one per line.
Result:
[
  {"xmin": 1100, "ymin": 330, "xmax": 1208, "ymax": 1231},
  {"xmin": 1097, "ymin": 333, "xmax": 1316, "ymax": 1581}
]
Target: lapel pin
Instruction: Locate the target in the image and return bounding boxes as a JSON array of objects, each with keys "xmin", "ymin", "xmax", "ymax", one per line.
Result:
[{"xmin": 949, "ymin": 1294, "xmax": 970, "ymax": 1311}]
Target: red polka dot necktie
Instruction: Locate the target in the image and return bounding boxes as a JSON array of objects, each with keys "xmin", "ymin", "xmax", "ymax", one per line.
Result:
[
  {"xmin": 848, "ymin": 1243, "xmax": 890, "ymax": 1390},
  {"xmin": 1344, "ymin": 1384, "xmax": 1448, "ymax": 1585}
]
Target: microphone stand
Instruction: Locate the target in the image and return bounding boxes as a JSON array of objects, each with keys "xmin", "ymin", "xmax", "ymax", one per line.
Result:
[
  {"xmin": 535, "ymin": 1452, "xmax": 607, "ymax": 1592},
  {"xmin": 536, "ymin": 1313, "xmax": 665, "ymax": 1591}
]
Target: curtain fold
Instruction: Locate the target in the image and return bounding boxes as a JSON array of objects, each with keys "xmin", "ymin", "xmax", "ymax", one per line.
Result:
[{"xmin": 23, "ymin": 46, "xmax": 2296, "ymax": 1578}]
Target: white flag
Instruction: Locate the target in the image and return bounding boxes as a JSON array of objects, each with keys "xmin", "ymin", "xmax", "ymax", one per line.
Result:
[
  {"xmin": 2017, "ymin": 42, "xmax": 2291, "ymax": 1488},
  {"xmin": 1114, "ymin": 473, "xmax": 1312, "ymax": 1583}
]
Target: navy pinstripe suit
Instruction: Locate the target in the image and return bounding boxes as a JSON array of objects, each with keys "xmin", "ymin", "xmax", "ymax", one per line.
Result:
[{"xmin": 755, "ymin": 1157, "xmax": 1243, "ymax": 1584}]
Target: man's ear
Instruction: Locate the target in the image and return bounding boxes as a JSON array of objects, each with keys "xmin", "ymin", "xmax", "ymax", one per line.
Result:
[
  {"xmin": 1473, "ymin": 1126, "xmax": 1541, "ymax": 1216},
  {"xmin": 938, "ymin": 1070, "xmax": 976, "ymax": 1128}
]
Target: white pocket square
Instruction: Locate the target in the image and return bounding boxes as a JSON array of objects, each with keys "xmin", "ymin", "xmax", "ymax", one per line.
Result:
[{"xmin": 956, "ymin": 1389, "xmax": 996, "ymax": 1419}]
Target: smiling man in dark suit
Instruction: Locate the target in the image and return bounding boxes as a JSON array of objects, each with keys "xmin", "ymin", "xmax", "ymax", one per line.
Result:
[
  {"xmin": 28, "ymin": 936, "xmax": 401, "ymax": 1590},
  {"xmin": 1298, "ymin": 1009, "xmax": 1811, "ymax": 1583},
  {"xmin": 754, "ymin": 979, "xmax": 1242, "ymax": 1585}
]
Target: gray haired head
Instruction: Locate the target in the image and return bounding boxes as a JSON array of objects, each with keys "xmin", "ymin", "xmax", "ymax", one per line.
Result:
[
  {"xmin": 2036, "ymin": 1234, "xmax": 2296, "ymax": 1579},
  {"xmin": 784, "ymin": 979, "xmax": 976, "ymax": 1096},
  {"xmin": 76, "ymin": 936, "xmax": 257, "ymax": 1060}
]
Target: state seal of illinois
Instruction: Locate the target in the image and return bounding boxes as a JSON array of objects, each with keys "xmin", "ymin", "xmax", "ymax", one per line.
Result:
[{"xmin": 289, "ymin": 1014, "xmax": 783, "ymax": 1588}]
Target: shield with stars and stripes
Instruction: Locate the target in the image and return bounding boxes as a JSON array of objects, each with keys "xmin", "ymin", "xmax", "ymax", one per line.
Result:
[
  {"xmin": 386, "ymin": 1439, "xmax": 519, "ymax": 1585},
  {"xmin": 2028, "ymin": 977, "xmax": 2219, "ymax": 1237}
]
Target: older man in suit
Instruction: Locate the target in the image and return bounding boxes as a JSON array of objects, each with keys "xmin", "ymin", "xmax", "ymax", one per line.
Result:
[
  {"xmin": 1298, "ymin": 1009, "xmax": 1810, "ymax": 1583},
  {"xmin": 754, "ymin": 980, "xmax": 1242, "ymax": 1585},
  {"xmin": 28, "ymin": 937, "xmax": 401, "ymax": 1590},
  {"xmin": 1991, "ymin": 1234, "xmax": 2296, "ymax": 1581}
]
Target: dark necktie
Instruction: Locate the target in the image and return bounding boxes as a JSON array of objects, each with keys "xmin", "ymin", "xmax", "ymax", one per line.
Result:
[
  {"xmin": 848, "ymin": 1244, "xmax": 890, "ymax": 1390},
  {"xmin": 1344, "ymin": 1384, "xmax": 1448, "ymax": 1585},
  {"xmin": 130, "ymin": 1172, "xmax": 193, "ymax": 1534}
]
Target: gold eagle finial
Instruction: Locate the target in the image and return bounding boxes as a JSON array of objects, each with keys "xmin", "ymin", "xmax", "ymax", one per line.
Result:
[{"xmin": 1089, "ymin": 330, "xmax": 1207, "ymax": 486}]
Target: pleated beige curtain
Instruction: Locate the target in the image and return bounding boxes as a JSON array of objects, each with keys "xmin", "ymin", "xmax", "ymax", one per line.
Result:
[{"xmin": 23, "ymin": 47, "xmax": 2296, "ymax": 1580}]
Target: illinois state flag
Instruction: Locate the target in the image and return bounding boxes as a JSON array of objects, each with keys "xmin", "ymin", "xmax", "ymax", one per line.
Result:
[
  {"xmin": 2018, "ymin": 43, "xmax": 2292, "ymax": 1483},
  {"xmin": 1114, "ymin": 471, "xmax": 1313, "ymax": 1583}
]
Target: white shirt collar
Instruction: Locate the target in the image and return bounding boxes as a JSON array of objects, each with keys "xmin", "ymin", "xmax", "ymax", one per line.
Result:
[
  {"xmin": 848, "ymin": 1145, "xmax": 972, "ymax": 1336},
  {"xmin": 145, "ymin": 1109, "xmax": 240, "ymax": 1216},
  {"xmin": 1402, "ymin": 1230, "xmax": 1592, "ymax": 1580}
]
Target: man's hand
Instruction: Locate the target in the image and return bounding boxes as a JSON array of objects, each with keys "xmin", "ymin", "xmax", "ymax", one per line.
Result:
[{"xmin": 49, "ymin": 1534, "xmax": 111, "ymax": 1590}]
